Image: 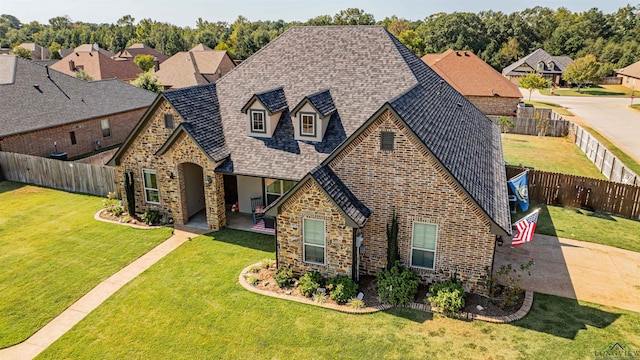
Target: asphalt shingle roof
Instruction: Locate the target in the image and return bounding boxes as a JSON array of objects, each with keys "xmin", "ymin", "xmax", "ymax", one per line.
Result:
[
  {"xmin": 503, "ymin": 49, "xmax": 573, "ymax": 76},
  {"xmin": 162, "ymin": 83, "xmax": 228, "ymax": 162},
  {"xmin": 616, "ymin": 59, "xmax": 640, "ymax": 79},
  {"xmin": 254, "ymin": 87, "xmax": 288, "ymax": 114},
  {"xmin": 311, "ymin": 165, "xmax": 371, "ymax": 227},
  {"xmin": 0, "ymin": 55, "xmax": 156, "ymax": 137}
]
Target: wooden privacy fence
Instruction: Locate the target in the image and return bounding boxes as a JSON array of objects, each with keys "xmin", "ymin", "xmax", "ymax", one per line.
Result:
[
  {"xmin": 597, "ymin": 77, "xmax": 623, "ymax": 85},
  {"xmin": 0, "ymin": 151, "xmax": 116, "ymax": 197},
  {"xmin": 572, "ymin": 124, "xmax": 639, "ymax": 186},
  {"xmin": 489, "ymin": 115, "xmax": 570, "ymax": 137},
  {"xmin": 506, "ymin": 166, "xmax": 640, "ymax": 219}
]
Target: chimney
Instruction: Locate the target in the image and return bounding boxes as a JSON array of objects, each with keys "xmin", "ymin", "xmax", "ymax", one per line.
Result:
[
  {"xmin": 68, "ymin": 59, "xmax": 75, "ymax": 71},
  {"xmin": 153, "ymin": 57, "xmax": 159, "ymax": 72}
]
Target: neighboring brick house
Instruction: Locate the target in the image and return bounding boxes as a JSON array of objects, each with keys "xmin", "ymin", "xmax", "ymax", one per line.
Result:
[
  {"xmin": 152, "ymin": 44, "xmax": 235, "ymax": 89},
  {"xmin": 0, "ymin": 55, "xmax": 155, "ymax": 159},
  {"xmin": 109, "ymin": 26, "xmax": 511, "ymax": 294},
  {"xmin": 616, "ymin": 60, "xmax": 640, "ymax": 90},
  {"xmin": 422, "ymin": 50, "xmax": 522, "ymax": 116},
  {"xmin": 113, "ymin": 43, "xmax": 169, "ymax": 63},
  {"xmin": 503, "ymin": 49, "xmax": 573, "ymax": 87},
  {"xmin": 50, "ymin": 44, "xmax": 143, "ymax": 82},
  {"xmin": 15, "ymin": 43, "xmax": 51, "ymax": 60}
]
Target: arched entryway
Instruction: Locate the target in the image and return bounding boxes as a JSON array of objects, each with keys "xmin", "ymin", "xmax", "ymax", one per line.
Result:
[{"xmin": 180, "ymin": 162, "xmax": 206, "ymax": 228}]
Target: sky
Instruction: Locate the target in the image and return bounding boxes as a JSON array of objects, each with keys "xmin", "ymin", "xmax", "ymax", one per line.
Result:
[{"xmin": 1, "ymin": 0, "xmax": 635, "ymax": 27}]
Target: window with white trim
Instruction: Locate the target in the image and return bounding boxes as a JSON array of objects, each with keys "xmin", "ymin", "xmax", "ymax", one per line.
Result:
[
  {"xmin": 300, "ymin": 112, "xmax": 316, "ymax": 137},
  {"xmin": 101, "ymin": 119, "xmax": 111, "ymax": 137},
  {"xmin": 303, "ymin": 218, "xmax": 325, "ymax": 265},
  {"xmin": 411, "ymin": 222, "xmax": 437, "ymax": 269},
  {"xmin": 250, "ymin": 109, "xmax": 266, "ymax": 133},
  {"xmin": 143, "ymin": 169, "xmax": 160, "ymax": 204}
]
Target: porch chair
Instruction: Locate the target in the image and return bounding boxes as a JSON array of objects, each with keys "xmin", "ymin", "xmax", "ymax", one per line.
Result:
[{"xmin": 251, "ymin": 196, "xmax": 265, "ymax": 224}]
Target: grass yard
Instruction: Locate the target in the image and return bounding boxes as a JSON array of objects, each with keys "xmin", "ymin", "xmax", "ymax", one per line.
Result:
[
  {"xmin": 0, "ymin": 181, "xmax": 173, "ymax": 349},
  {"xmin": 516, "ymin": 204, "xmax": 640, "ymax": 253},
  {"xmin": 539, "ymin": 85, "xmax": 634, "ymax": 97},
  {"xmin": 38, "ymin": 229, "xmax": 640, "ymax": 359},
  {"xmin": 502, "ymin": 134, "xmax": 605, "ymax": 179},
  {"xmin": 525, "ymin": 100, "xmax": 575, "ymax": 117},
  {"xmin": 630, "ymin": 103, "xmax": 640, "ymax": 111}
]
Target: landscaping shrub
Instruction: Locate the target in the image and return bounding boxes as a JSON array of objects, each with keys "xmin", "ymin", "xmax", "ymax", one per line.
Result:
[
  {"xmin": 140, "ymin": 209, "xmax": 161, "ymax": 225},
  {"xmin": 260, "ymin": 258, "xmax": 276, "ymax": 269},
  {"xmin": 245, "ymin": 275, "xmax": 259, "ymax": 286},
  {"xmin": 298, "ymin": 271, "xmax": 325, "ymax": 297},
  {"xmin": 248, "ymin": 265, "xmax": 261, "ymax": 274},
  {"xmin": 428, "ymin": 276, "xmax": 465, "ymax": 315},
  {"xmin": 111, "ymin": 205, "xmax": 124, "ymax": 217},
  {"xmin": 313, "ymin": 292, "xmax": 327, "ymax": 303},
  {"xmin": 347, "ymin": 298, "xmax": 366, "ymax": 309},
  {"xmin": 327, "ymin": 275, "xmax": 358, "ymax": 303},
  {"xmin": 273, "ymin": 267, "xmax": 294, "ymax": 288},
  {"xmin": 376, "ymin": 261, "xmax": 419, "ymax": 306}
]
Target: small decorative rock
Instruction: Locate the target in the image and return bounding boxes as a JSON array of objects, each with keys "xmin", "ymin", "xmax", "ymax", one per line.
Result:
[
  {"xmin": 357, "ymin": 292, "xmax": 364, "ymax": 300},
  {"xmin": 285, "ymin": 291, "xmax": 291, "ymax": 295},
  {"xmin": 318, "ymin": 287, "xmax": 326, "ymax": 294},
  {"xmin": 476, "ymin": 305, "xmax": 484, "ymax": 311}
]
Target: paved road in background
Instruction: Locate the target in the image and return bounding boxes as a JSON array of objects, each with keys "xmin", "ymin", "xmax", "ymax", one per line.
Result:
[{"xmin": 523, "ymin": 89, "xmax": 640, "ymax": 163}]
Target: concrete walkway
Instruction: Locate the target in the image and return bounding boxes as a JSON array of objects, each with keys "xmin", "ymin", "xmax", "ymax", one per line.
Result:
[
  {"xmin": 0, "ymin": 229, "xmax": 197, "ymax": 360},
  {"xmin": 494, "ymin": 234, "xmax": 640, "ymax": 313}
]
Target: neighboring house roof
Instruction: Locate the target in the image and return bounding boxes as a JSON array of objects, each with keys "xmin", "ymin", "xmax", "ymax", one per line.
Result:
[
  {"xmin": 50, "ymin": 49, "xmax": 143, "ymax": 81},
  {"xmin": 153, "ymin": 44, "xmax": 234, "ymax": 89},
  {"xmin": 422, "ymin": 50, "xmax": 522, "ymax": 98},
  {"xmin": 113, "ymin": 43, "xmax": 169, "ymax": 63},
  {"xmin": 16, "ymin": 43, "xmax": 50, "ymax": 60},
  {"xmin": 0, "ymin": 55, "xmax": 155, "ymax": 137},
  {"xmin": 112, "ymin": 26, "xmax": 511, "ymax": 235},
  {"xmin": 616, "ymin": 60, "xmax": 640, "ymax": 80},
  {"xmin": 503, "ymin": 48, "xmax": 573, "ymax": 76},
  {"xmin": 74, "ymin": 43, "xmax": 115, "ymax": 57}
]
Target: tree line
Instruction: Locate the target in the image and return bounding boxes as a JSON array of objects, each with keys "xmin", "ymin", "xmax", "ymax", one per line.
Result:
[{"xmin": 2, "ymin": 6, "xmax": 639, "ymax": 73}]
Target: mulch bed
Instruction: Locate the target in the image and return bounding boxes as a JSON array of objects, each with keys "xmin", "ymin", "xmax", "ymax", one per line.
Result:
[
  {"xmin": 249, "ymin": 268, "xmax": 525, "ymax": 317},
  {"xmin": 98, "ymin": 209, "xmax": 154, "ymax": 228}
]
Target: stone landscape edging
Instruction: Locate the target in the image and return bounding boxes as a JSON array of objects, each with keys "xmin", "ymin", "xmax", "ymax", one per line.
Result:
[
  {"xmin": 239, "ymin": 262, "xmax": 534, "ymax": 322},
  {"xmin": 94, "ymin": 209, "xmax": 163, "ymax": 230}
]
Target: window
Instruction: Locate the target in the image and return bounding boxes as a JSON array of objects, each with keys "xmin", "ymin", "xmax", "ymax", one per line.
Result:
[
  {"xmin": 300, "ymin": 112, "xmax": 316, "ymax": 137},
  {"xmin": 411, "ymin": 222, "xmax": 437, "ymax": 269},
  {"xmin": 101, "ymin": 119, "xmax": 111, "ymax": 137},
  {"xmin": 69, "ymin": 131, "xmax": 77, "ymax": 145},
  {"xmin": 380, "ymin": 131, "xmax": 394, "ymax": 151},
  {"xmin": 250, "ymin": 109, "xmax": 266, "ymax": 133},
  {"xmin": 143, "ymin": 169, "xmax": 160, "ymax": 204},
  {"xmin": 265, "ymin": 178, "xmax": 296, "ymax": 205},
  {"xmin": 537, "ymin": 61, "xmax": 545, "ymax": 71},
  {"xmin": 303, "ymin": 218, "xmax": 325, "ymax": 264},
  {"xmin": 164, "ymin": 113, "xmax": 174, "ymax": 129}
]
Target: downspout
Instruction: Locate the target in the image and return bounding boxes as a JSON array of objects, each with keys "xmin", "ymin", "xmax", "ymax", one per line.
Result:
[
  {"xmin": 351, "ymin": 228, "xmax": 357, "ymax": 280},
  {"xmin": 274, "ymin": 213, "xmax": 279, "ymax": 269}
]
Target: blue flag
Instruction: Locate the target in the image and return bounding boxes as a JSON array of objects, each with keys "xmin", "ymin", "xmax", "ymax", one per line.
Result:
[{"xmin": 508, "ymin": 171, "xmax": 529, "ymax": 212}]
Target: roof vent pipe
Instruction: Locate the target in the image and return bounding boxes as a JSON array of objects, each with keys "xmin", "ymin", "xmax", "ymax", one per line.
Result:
[
  {"xmin": 68, "ymin": 59, "xmax": 75, "ymax": 71},
  {"xmin": 437, "ymin": 79, "xmax": 444, "ymax": 95},
  {"xmin": 153, "ymin": 57, "xmax": 159, "ymax": 72},
  {"xmin": 45, "ymin": 65, "xmax": 50, "ymax": 78}
]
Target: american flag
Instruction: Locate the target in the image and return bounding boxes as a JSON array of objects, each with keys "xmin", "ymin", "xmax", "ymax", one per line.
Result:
[{"xmin": 512, "ymin": 209, "xmax": 540, "ymax": 246}]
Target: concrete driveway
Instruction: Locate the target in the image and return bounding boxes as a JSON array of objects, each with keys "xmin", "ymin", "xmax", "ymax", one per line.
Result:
[
  {"xmin": 494, "ymin": 234, "xmax": 640, "ymax": 313},
  {"xmin": 523, "ymin": 89, "xmax": 640, "ymax": 163}
]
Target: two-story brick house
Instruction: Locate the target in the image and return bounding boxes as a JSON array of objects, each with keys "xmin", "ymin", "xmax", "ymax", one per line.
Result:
[{"xmin": 110, "ymin": 26, "xmax": 511, "ymax": 294}]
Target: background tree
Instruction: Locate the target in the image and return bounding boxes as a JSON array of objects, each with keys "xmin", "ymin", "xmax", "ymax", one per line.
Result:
[
  {"xmin": 519, "ymin": 72, "xmax": 549, "ymax": 101},
  {"xmin": 48, "ymin": 41, "xmax": 62, "ymax": 59},
  {"xmin": 131, "ymin": 71, "xmax": 162, "ymax": 93},
  {"xmin": 75, "ymin": 69, "xmax": 93, "ymax": 81},
  {"xmin": 133, "ymin": 54, "xmax": 155, "ymax": 72},
  {"xmin": 563, "ymin": 54, "xmax": 602, "ymax": 92},
  {"xmin": 333, "ymin": 8, "xmax": 375, "ymax": 25},
  {"xmin": 12, "ymin": 46, "xmax": 32, "ymax": 59}
]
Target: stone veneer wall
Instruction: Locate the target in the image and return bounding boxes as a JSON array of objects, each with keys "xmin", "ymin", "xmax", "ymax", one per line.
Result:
[
  {"xmin": 276, "ymin": 180, "xmax": 354, "ymax": 279},
  {"xmin": 328, "ymin": 110, "xmax": 496, "ymax": 294},
  {"xmin": 115, "ymin": 99, "xmax": 225, "ymax": 230},
  {"xmin": 466, "ymin": 96, "xmax": 520, "ymax": 116}
]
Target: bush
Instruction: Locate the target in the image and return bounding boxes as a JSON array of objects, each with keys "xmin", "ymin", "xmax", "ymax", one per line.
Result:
[
  {"xmin": 327, "ymin": 275, "xmax": 358, "ymax": 304},
  {"xmin": 140, "ymin": 209, "xmax": 161, "ymax": 225},
  {"xmin": 313, "ymin": 292, "xmax": 327, "ymax": 304},
  {"xmin": 248, "ymin": 265, "xmax": 261, "ymax": 274},
  {"xmin": 376, "ymin": 261, "xmax": 419, "ymax": 306},
  {"xmin": 428, "ymin": 277, "xmax": 465, "ymax": 315},
  {"xmin": 298, "ymin": 271, "xmax": 325, "ymax": 297},
  {"xmin": 245, "ymin": 275, "xmax": 259, "ymax": 286},
  {"xmin": 260, "ymin": 258, "xmax": 276, "ymax": 269},
  {"xmin": 347, "ymin": 298, "xmax": 366, "ymax": 309},
  {"xmin": 273, "ymin": 267, "xmax": 294, "ymax": 288},
  {"xmin": 111, "ymin": 205, "xmax": 124, "ymax": 217}
]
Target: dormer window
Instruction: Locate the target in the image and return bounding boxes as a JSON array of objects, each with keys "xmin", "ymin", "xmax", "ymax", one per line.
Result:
[
  {"xmin": 537, "ymin": 61, "xmax": 545, "ymax": 71},
  {"xmin": 251, "ymin": 110, "xmax": 266, "ymax": 133},
  {"xmin": 547, "ymin": 61, "xmax": 555, "ymax": 70},
  {"xmin": 300, "ymin": 112, "xmax": 316, "ymax": 137}
]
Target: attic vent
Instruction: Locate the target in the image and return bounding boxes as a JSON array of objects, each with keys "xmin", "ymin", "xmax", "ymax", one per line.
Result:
[{"xmin": 380, "ymin": 131, "xmax": 395, "ymax": 151}]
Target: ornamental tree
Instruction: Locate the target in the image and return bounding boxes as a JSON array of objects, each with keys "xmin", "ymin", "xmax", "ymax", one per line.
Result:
[{"xmin": 519, "ymin": 72, "xmax": 550, "ymax": 101}]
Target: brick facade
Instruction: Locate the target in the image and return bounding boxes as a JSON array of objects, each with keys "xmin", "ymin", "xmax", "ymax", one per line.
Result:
[
  {"xmin": 115, "ymin": 99, "xmax": 226, "ymax": 230},
  {"xmin": 276, "ymin": 180, "xmax": 354, "ymax": 278},
  {"xmin": 466, "ymin": 96, "xmax": 520, "ymax": 116},
  {"xmin": 278, "ymin": 109, "xmax": 496, "ymax": 294},
  {"xmin": 0, "ymin": 108, "xmax": 147, "ymax": 159}
]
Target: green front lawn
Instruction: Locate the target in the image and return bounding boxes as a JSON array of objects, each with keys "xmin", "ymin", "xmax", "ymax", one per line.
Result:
[
  {"xmin": 502, "ymin": 134, "xmax": 605, "ymax": 179},
  {"xmin": 0, "ymin": 182, "xmax": 173, "ymax": 349},
  {"xmin": 517, "ymin": 204, "xmax": 640, "ymax": 253},
  {"xmin": 539, "ymin": 85, "xmax": 634, "ymax": 97},
  {"xmin": 39, "ymin": 229, "xmax": 640, "ymax": 359}
]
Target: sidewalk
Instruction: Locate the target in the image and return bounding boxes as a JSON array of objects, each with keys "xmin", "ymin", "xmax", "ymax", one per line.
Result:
[{"xmin": 0, "ymin": 229, "xmax": 197, "ymax": 360}]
